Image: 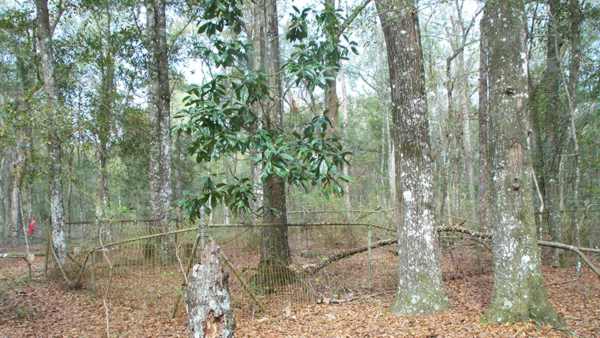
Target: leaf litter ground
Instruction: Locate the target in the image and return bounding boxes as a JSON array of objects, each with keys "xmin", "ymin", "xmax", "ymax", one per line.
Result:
[{"xmin": 1, "ymin": 246, "xmax": 599, "ymax": 337}]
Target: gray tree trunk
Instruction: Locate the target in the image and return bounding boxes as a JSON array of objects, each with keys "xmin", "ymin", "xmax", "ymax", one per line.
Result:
[
  {"xmin": 254, "ymin": 0, "xmax": 290, "ymax": 266},
  {"xmin": 478, "ymin": 10, "xmax": 491, "ymax": 233},
  {"xmin": 481, "ymin": 0, "xmax": 560, "ymax": 324},
  {"xmin": 376, "ymin": 0, "xmax": 448, "ymax": 315},
  {"xmin": 95, "ymin": 5, "xmax": 115, "ymax": 224},
  {"xmin": 146, "ymin": 0, "xmax": 173, "ymax": 233},
  {"xmin": 35, "ymin": 0, "xmax": 67, "ymax": 265},
  {"xmin": 10, "ymin": 147, "xmax": 23, "ymax": 243},
  {"xmin": 530, "ymin": 0, "xmax": 567, "ymax": 266},
  {"xmin": 10, "ymin": 51, "xmax": 33, "ymax": 244},
  {"xmin": 339, "ymin": 71, "xmax": 352, "ymax": 221},
  {"xmin": 566, "ymin": 0, "xmax": 583, "ymax": 273},
  {"xmin": 186, "ymin": 241, "xmax": 235, "ymax": 338}
]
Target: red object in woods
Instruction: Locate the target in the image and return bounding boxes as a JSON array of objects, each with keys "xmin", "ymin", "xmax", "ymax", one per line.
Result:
[{"xmin": 27, "ymin": 218, "xmax": 37, "ymax": 236}]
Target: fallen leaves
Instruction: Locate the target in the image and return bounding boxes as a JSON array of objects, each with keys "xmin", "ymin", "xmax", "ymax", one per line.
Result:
[{"xmin": 1, "ymin": 248, "xmax": 599, "ymax": 337}]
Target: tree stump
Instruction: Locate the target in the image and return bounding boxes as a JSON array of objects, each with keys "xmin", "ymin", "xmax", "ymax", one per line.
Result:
[{"xmin": 185, "ymin": 241, "xmax": 235, "ymax": 338}]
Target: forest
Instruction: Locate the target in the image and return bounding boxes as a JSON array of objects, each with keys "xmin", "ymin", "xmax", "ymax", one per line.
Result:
[{"xmin": 0, "ymin": 0, "xmax": 599, "ymax": 337}]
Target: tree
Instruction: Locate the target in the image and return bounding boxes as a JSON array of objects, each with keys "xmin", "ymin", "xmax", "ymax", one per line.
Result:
[
  {"xmin": 253, "ymin": 0, "xmax": 290, "ymax": 267},
  {"xmin": 97, "ymin": 2, "xmax": 115, "ymax": 222},
  {"xmin": 34, "ymin": 0, "xmax": 67, "ymax": 265},
  {"xmin": 146, "ymin": 0, "xmax": 173, "ymax": 231},
  {"xmin": 481, "ymin": 0, "xmax": 560, "ymax": 324},
  {"xmin": 0, "ymin": 8, "xmax": 35, "ymax": 244},
  {"xmin": 530, "ymin": 0, "xmax": 568, "ymax": 266},
  {"xmin": 478, "ymin": 4, "xmax": 491, "ymax": 234},
  {"xmin": 376, "ymin": 0, "xmax": 448, "ymax": 314}
]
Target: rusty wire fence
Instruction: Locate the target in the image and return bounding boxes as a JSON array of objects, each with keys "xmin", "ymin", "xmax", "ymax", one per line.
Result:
[
  {"xmin": 44, "ymin": 210, "xmax": 400, "ymax": 319},
  {"xmin": 41, "ymin": 207, "xmax": 502, "ymax": 318}
]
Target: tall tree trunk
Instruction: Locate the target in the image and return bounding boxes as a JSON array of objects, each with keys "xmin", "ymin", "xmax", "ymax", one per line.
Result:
[
  {"xmin": 481, "ymin": 0, "xmax": 559, "ymax": 324},
  {"xmin": 95, "ymin": 4, "xmax": 114, "ymax": 224},
  {"xmin": 324, "ymin": 0, "xmax": 339, "ymax": 133},
  {"xmin": 478, "ymin": 10, "xmax": 490, "ymax": 233},
  {"xmin": 457, "ymin": 37, "xmax": 475, "ymax": 224},
  {"xmin": 339, "ymin": 71, "xmax": 352, "ymax": 221},
  {"xmin": 530, "ymin": 0, "xmax": 566, "ymax": 267},
  {"xmin": 0, "ymin": 157, "xmax": 8, "ymax": 242},
  {"xmin": 566, "ymin": 0, "xmax": 582, "ymax": 274},
  {"xmin": 377, "ymin": 0, "xmax": 448, "ymax": 315},
  {"xmin": 147, "ymin": 0, "xmax": 172, "ymax": 231},
  {"xmin": 10, "ymin": 147, "xmax": 23, "ymax": 243},
  {"xmin": 35, "ymin": 0, "xmax": 67, "ymax": 265},
  {"xmin": 445, "ymin": 16, "xmax": 463, "ymax": 223},
  {"xmin": 255, "ymin": 0, "xmax": 290, "ymax": 266},
  {"xmin": 10, "ymin": 64, "xmax": 31, "ymax": 243}
]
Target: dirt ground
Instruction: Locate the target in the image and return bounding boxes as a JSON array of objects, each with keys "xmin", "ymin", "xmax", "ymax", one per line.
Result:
[{"xmin": 1, "ymin": 248, "xmax": 599, "ymax": 337}]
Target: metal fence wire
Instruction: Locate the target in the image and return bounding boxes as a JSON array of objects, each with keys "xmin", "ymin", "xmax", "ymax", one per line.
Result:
[{"xmin": 48, "ymin": 218, "xmax": 398, "ymax": 318}]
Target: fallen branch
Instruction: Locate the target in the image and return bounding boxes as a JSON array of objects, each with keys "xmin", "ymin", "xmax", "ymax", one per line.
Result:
[
  {"xmin": 219, "ymin": 250, "xmax": 266, "ymax": 314},
  {"xmin": 0, "ymin": 252, "xmax": 44, "ymax": 259},
  {"xmin": 538, "ymin": 240, "xmax": 600, "ymax": 277},
  {"xmin": 305, "ymin": 238, "xmax": 396, "ymax": 274},
  {"xmin": 305, "ymin": 225, "xmax": 600, "ymax": 280}
]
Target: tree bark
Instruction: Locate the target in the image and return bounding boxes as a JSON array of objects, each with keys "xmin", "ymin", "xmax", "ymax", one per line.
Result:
[
  {"xmin": 10, "ymin": 112, "xmax": 25, "ymax": 244},
  {"xmin": 339, "ymin": 71, "xmax": 352, "ymax": 221},
  {"xmin": 376, "ymin": 0, "xmax": 448, "ymax": 315},
  {"xmin": 324, "ymin": 0, "xmax": 339, "ymax": 133},
  {"xmin": 255, "ymin": 0, "xmax": 290, "ymax": 266},
  {"xmin": 146, "ymin": 0, "xmax": 173, "ymax": 234},
  {"xmin": 35, "ymin": 0, "xmax": 67, "ymax": 265},
  {"xmin": 95, "ymin": 3, "xmax": 115, "ymax": 225},
  {"xmin": 185, "ymin": 241, "xmax": 235, "ymax": 338},
  {"xmin": 566, "ymin": 0, "xmax": 583, "ymax": 274},
  {"xmin": 530, "ymin": 0, "xmax": 567, "ymax": 267},
  {"xmin": 481, "ymin": 0, "xmax": 560, "ymax": 325},
  {"xmin": 478, "ymin": 9, "xmax": 490, "ymax": 234}
]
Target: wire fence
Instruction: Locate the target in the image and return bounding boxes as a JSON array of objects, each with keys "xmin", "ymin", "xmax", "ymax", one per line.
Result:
[
  {"xmin": 32, "ymin": 205, "xmax": 599, "ymax": 322},
  {"xmin": 44, "ymin": 215, "xmax": 400, "ymax": 319}
]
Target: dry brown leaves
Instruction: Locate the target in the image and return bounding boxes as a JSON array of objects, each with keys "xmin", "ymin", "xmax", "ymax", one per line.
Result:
[{"xmin": 1, "ymin": 253, "xmax": 599, "ymax": 337}]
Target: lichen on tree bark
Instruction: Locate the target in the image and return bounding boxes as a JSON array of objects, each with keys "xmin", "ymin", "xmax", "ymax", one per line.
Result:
[
  {"xmin": 185, "ymin": 241, "xmax": 235, "ymax": 338},
  {"xmin": 481, "ymin": 0, "xmax": 560, "ymax": 325},
  {"xmin": 376, "ymin": 0, "xmax": 448, "ymax": 315}
]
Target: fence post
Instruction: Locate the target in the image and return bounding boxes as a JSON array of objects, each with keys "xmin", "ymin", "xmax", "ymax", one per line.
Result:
[
  {"xmin": 44, "ymin": 224, "xmax": 51, "ymax": 277},
  {"xmin": 367, "ymin": 224, "xmax": 373, "ymax": 289},
  {"xmin": 90, "ymin": 250, "xmax": 96, "ymax": 293}
]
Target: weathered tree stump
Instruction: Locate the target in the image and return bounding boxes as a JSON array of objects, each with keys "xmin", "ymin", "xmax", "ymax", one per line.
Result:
[{"xmin": 185, "ymin": 241, "xmax": 235, "ymax": 338}]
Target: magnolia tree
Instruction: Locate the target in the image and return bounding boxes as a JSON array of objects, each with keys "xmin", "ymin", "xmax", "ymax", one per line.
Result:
[{"xmin": 176, "ymin": 0, "xmax": 356, "ymax": 286}]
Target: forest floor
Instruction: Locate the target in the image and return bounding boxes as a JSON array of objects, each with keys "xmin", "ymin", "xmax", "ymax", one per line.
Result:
[{"xmin": 1, "ymin": 248, "xmax": 599, "ymax": 337}]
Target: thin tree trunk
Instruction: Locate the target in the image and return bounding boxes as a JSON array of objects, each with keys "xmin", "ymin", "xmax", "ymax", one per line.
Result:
[
  {"xmin": 339, "ymin": 71, "xmax": 352, "ymax": 221},
  {"xmin": 566, "ymin": 0, "xmax": 582, "ymax": 274},
  {"xmin": 530, "ymin": 0, "xmax": 566, "ymax": 267},
  {"xmin": 376, "ymin": 0, "xmax": 448, "ymax": 315},
  {"xmin": 0, "ymin": 157, "xmax": 8, "ymax": 241},
  {"xmin": 478, "ymin": 10, "xmax": 490, "ymax": 233},
  {"xmin": 482, "ymin": 0, "xmax": 559, "ymax": 324},
  {"xmin": 147, "ymin": 0, "xmax": 173, "ymax": 232},
  {"xmin": 35, "ymin": 0, "xmax": 67, "ymax": 265},
  {"xmin": 324, "ymin": 0, "xmax": 339, "ymax": 133},
  {"xmin": 95, "ymin": 3, "xmax": 114, "ymax": 226},
  {"xmin": 458, "ymin": 40, "xmax": 475, "ymax": 224}
]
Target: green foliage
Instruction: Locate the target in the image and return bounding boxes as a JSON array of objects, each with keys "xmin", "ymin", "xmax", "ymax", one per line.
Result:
[
  {"xmin": 285, "ymin": 3, "xmax": 358, "ymax": 91},
  {"xmin": 176, "ymin": 0, "xmax": 351, "ymax": 221}
]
